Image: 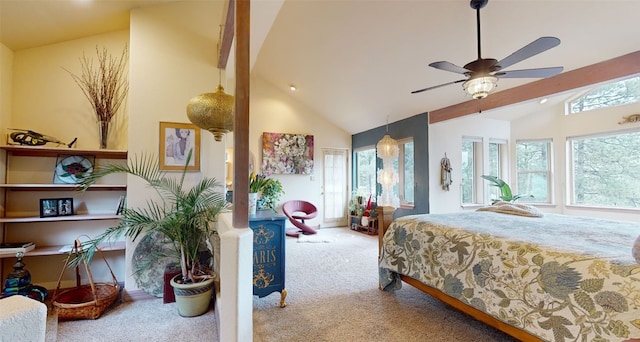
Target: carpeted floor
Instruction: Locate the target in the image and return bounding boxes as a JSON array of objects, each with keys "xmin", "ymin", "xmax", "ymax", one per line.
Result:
[
  {"xmin": 253, "ymin": 227, "xmax": 516, "ymax": 342},
  {"xmin": 45, "ymin": 227, "xmax": 517, "ymax": 341}
]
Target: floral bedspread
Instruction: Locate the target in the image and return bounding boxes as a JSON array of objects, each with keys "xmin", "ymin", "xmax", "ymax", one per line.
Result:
[{"xmin": 379, "ymin": 211, "xmax": 640, "ymax": 342}]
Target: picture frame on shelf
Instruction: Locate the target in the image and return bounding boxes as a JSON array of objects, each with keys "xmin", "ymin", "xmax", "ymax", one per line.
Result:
[
  {"xmin": 40, "ymin": 198, "xmax": 58, "ymax": 217},
  {"xmin": 57, "ymin": 198, "xmax": 74, "ymax": 216},
  {"xmin": 159, "ymin": 121, "xmax": 200, "ymax": 171}
]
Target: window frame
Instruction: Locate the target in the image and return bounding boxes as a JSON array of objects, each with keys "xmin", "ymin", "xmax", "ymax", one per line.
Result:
[
  {"xmin": 487, "ymin": 139, "xmax": 508, "ymax": 203},
  {"xmin": 567, "ymin": 128, "xmax": 640, "ymax": 209},
  {"xmin": 395, "ymin": 137, "xmax": 414, "ymax": 209},
  {"xmin": 353, "ymin": 145, "xmax": 377, "ymax": 199},
  {"xmin": 566, "ymin": 75, "xmax": 640, "ymax": 115},
  {"xmin": 515, "ymin": 139, "xmax": 553, "ymax": 204},
  {"xmin": 461, "ymin": 136, "xmax": 483, "ymax": 205}
]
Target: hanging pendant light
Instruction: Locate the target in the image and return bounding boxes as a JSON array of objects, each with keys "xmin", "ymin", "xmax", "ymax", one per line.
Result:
[
  {"xmin": 376, "ymin": 119, "xmax": 400, "ymax": 208},
  {"xmin": 186, "ymin": 25, "xmax": 234, "ymax": 142}
]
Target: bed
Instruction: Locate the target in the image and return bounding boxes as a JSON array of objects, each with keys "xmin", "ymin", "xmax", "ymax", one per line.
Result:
[{"xmin": 378, "ymin": 209, "xmax": 640, "ymax": 342}]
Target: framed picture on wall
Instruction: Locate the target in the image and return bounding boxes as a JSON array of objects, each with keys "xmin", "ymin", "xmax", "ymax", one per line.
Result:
[{"xmin": 159, "ymin": 121, "xmax": 201, "ymax": 171}]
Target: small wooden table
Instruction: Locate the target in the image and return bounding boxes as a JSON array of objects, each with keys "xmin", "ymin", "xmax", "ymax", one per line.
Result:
[{"xmin": 349, "ymin": 215, "xmax": 378, "ymax": 235}]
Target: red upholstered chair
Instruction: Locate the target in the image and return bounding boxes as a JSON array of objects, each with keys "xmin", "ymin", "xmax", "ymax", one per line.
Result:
[{"xmin": 282, "ymin": 200, "xmax": 319, "ymax": 237}]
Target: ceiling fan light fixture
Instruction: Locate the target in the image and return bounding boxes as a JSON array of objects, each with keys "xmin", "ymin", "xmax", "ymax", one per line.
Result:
[{"xmin": 463, "ymin": 75, "xmax": 498, "ymax": 99}]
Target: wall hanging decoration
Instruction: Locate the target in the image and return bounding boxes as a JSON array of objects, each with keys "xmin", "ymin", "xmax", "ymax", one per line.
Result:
[
  {"xmin": 64, "ymin": 45, "xmax": 129, "ymax": 149},
  {"xmin": 262, "ymin": 132, "xmax": 314, "ymax": 175},
  {"xmin": 159, "ymin": 122, "xmax": 201, "ymax": 171},
  {"xmin": 440, "ymin": 153, "xmax": 452, "ymax": 191},
  {"xmin": 53, "ymin": 155, "xmax": 94, "ymax": 184}
]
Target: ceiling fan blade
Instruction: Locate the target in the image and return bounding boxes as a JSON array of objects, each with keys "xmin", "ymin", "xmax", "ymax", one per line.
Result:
[
  {"xmin": 496, "ymin": 66, "xmax": 563, "ymax": 79},
  {"xmin": 411, "ymin": 79, "xmax": 466, "ymax": 94},
  {"xmin": 429, "ymin": 61, "xmax": 470, "ymax": 75},
  {"xmin": 497, "ymin": 37, "xmax": 561, "ymax": 70}
]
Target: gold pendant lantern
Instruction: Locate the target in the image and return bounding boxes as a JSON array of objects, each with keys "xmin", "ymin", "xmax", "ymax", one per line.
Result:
[
  {"xmin": 187, "ymin": 84, "xmax": 234, "ymax": 141},
  {"xmin": 186, "ymin": 25, "xmax": 234, "ymax": 142}
]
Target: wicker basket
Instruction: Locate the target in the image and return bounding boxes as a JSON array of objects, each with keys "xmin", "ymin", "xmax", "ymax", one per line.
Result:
[{"xmin": 52, "ymin": 240, "xmax": 120, "ymax": 320}]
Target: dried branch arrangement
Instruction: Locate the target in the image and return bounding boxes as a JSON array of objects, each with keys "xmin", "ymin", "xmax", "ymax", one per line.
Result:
[{"xmin": 65, "ymin": 45, "xmax": 129, "ymax": 123}]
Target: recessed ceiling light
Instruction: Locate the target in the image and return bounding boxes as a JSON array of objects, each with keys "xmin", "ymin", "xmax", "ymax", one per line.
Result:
[
  {"xmin": 289, "ymin": 85, "xmax": 297, "ymax": 91},
  {"xmin": 539, "ymin": 98, "xmax": 548, "ymax": 104}
]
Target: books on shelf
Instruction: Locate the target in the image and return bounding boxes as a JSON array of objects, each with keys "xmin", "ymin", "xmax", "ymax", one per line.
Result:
[{"xmin": 0, "ymin": 242, "xmax": 35, "ymax": 255}]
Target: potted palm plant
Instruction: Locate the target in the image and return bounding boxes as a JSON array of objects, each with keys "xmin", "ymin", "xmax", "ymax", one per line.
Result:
[{"xmin": 75, "ymin": 149, "xmax": 228, "ymax": 317}]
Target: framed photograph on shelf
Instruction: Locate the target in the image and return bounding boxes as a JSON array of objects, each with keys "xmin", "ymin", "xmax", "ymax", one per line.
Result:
[
  {"xmin": 57, "ymin": 198, "xmax": 74, "ymax": 216},
  {"xmin": 159, "ymin": 121, "xmax": 200, "ymax": 171},
  {"xmin": 40, "ymin": 199, "xmax": 59, "ymax": 218}
]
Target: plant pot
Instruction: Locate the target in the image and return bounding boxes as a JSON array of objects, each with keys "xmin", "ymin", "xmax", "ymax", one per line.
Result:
[
  {"xmin": 248, "ymin": 192, "xmax": 258, "ymax": 215},
  {"xmin": 170, "ymin": 274, "xmax": 215, "ymax": 317}
]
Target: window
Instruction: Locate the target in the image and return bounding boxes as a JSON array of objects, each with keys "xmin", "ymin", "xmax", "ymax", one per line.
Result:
[
  {"xmin": 569, "ymin": 130, "xmax": 640, "ymax": 208},
  {"xmin": 487, "ymin": 139, "xmax": 507, "ymax": 202},
  {"xmin": 354, "ymin": 147, "xmax": 377, "ymax": 198},
  {"xmin": 393, "ymin": 138, "xmax": 414, "ymax": 207},
  {"xmin": 567, "ymin": 76, "xmax": 640, "ymax": 114},
  {"xmin": 461, "ymin": 137, "xmax": 482, "ymax": 204},
  {"xmin": 516, "ymin": 140, "xmax": 551, "ymax": 203}
]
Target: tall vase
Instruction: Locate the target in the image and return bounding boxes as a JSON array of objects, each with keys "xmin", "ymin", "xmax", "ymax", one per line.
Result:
[
  {"xmin": 248, "ymin": 192, "xmax": 258, "ymax": 216},
  {"xmin": 98, "ymin": 120, "xmax": 109, "ymax": 149}
]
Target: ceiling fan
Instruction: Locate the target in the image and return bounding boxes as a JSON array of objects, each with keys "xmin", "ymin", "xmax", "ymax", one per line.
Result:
[{"xmin": 412, "ymin": 0, "xmax": 563, "ymax": 99}]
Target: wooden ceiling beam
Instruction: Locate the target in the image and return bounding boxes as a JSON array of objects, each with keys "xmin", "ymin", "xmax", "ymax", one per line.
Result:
[
  {"xmin": 429, "ymin": 50, "xmax": 640, "ymax": 124},
  {"xmin": 217, "ymin": 0, "xmax": 235, "ymax": 69}
]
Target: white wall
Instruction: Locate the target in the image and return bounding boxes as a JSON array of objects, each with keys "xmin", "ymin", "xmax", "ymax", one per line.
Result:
[
  {"xmin": 429, "ymin": 115, "xmax": 511, "ymax": 214},
  {"xmin": 428, "ymin": 92, "xmax": 640, "ymax": 223},
  {"xmin": 512, "ymin": 97, "xmax": 640, "ymax": 222},
  {"xmin": 230, "ymin": 75, "xmax": 352, "ymax": 228}
]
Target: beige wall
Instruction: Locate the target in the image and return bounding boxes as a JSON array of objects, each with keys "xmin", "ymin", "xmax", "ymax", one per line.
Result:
[
  {"xmin": 126, "ymin": 1, "xmax": 227, "ymax": 291},
  {"xmin": 11, "ymin": 31, "xmax": 130, "ymax": 150}
]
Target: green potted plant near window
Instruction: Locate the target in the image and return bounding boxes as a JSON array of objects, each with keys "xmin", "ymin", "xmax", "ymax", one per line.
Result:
[
  {"xmin": 481, "ymin": 175, "xmax": 533, "ymax": 203},
  {"xmin": 75, "ymin": 149, "xmax": 227, "ymax": 317}
]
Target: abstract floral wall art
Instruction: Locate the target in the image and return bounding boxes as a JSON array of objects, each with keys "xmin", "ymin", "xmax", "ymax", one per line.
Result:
[{"xmin": 262, "ymin": 132, "xmax": 314, "ymax": 175}]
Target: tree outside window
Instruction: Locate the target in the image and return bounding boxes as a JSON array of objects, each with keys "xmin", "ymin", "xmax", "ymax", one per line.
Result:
[
  {"xmin": 516, "ymin": 140, "xmax": 551, "ymax": 203},
  {"xmin": 570, "ymin": 131, "xmax": 640, "ymax": 208}
]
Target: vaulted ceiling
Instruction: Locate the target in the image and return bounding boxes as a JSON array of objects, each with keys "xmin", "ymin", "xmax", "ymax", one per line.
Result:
[{"xmin": 3, "ymin": 1, "xmax": 640, "ymax": 133}]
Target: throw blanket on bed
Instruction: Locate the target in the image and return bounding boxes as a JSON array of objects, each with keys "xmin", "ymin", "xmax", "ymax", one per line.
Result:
[
  {"xmin": 379, "ymin": 212, "xmax": 640, "ymax": 342},
  {"xmin": 476, "ymin": 201, "xmax": 544, "ymax": 217}
]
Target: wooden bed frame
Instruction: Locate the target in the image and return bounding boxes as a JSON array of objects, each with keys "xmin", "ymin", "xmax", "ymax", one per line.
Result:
[{"xmin": 378, "ymin": 221, "xmax": 543, "ymax": 342}]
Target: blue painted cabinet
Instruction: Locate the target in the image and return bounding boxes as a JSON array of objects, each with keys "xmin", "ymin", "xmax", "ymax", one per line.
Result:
[{"xmin": 249, "ymin": 211, "xmax": 287, "ymax": 307}]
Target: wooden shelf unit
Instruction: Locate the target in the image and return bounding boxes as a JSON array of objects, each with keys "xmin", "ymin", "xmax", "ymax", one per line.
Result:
[
  {"xmin": 0, "ymin": 184, "xmax": 126, "ymax": 191},
  {"xmin": 0, "ymin": 214, "xmax": 122, "ymax": 223},
  {"xmin": 0, "ymin": 241, "xmax": 125, "ymax": 259},
  {"xmin": 0, "ymin": 145, "xmax": 127, "ymax": 159},
  {"xmin": 0, "ymin": 145, "xmax": 128, "ymax": 286}
]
